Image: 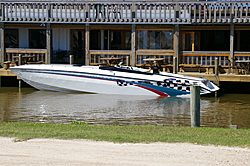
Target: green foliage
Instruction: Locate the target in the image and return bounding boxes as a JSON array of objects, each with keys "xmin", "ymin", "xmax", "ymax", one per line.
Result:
[{"xmin": 0, "ymin": 122, "xmax": 249, "ymax": 148}]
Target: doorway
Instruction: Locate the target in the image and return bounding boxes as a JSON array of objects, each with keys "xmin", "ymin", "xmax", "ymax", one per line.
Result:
[
  {"xmin": 180, "ymin": 31, "xmax": 200, "ymax": 51},
  {"xmin": 71, "ymin": 30, "xmax": 85, "ymax": 64}
]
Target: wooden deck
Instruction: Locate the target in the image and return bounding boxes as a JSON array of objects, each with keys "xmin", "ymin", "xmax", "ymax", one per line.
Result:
[
  {"xmin": 180, "ymin": 72, "xmax": 250, "ymax": 83},
  {"xmin": 1, "ymin": 67, "xmax": 250, "ymax": 83},
  {"xmin": 0, "ymin": 68, "xmax": 16, "ymax": 76}
]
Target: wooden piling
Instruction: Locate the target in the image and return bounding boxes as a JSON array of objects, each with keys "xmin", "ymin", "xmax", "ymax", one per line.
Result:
[
  {"xmin": 173, "ymin": 57, "xmax": 177, "ymax": 74},
  {"xmin": 214, "ymin": 58, "xmax": 219, "ymax": 97},
  {"xmin": 19, "ymin": 79, "xmax": 21, "ymax": 88},
  {"xmin": 70, "ymin": 55, "xmax": 74, "ymax": 64},
  {"xmin": 190, "ymin": 86, "xmax": 200, "ymax": 127}
]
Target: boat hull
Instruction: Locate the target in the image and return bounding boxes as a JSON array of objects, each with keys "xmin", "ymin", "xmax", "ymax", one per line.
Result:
[{"xmin": 10, "ymin": 64, "xmax": 219, "ymax": 97}]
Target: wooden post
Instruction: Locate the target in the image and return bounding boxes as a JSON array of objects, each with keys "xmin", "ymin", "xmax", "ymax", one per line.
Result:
[
  {"xmin": 229, "ymin": 24, "xmax": 234, "ymax": 74},
  {"xmin": 173, "ymin": 57, "xmax": 177, "ymax": 74},
  {"xmin": 18, "ymin": 54, "xmax": 22, "ymax": 66},
  {"xmin": 85, "ymin": 23, "xmax": 90, "ymax": 65},
  {"xmin": 173, "ymin": 24, "xmax": 179, "ymax": 74},
  {"xmin": 214, "ymin": 57, "xmax": 219, "ymax": 76},
  {"xmin": 19, "ymin": 79, "xmax": 22, "ymax": 88},
  {"xmin": 0, "ymin": 22, "xmax": 4, "ymax": 67},
  {"xmin": 46, "ymin": 23, "xmax": 51, "ymax": 64},
  {"xmin": 70, "ymin": 55, "xmax": 74, "ymax": 64},
  {"xmin": 190, "ymin": 86, "xmax": 200, "ymax": 127},
  {"xmin": 131, "ymin": 24, "xmax": 136, "ymax": 67}
]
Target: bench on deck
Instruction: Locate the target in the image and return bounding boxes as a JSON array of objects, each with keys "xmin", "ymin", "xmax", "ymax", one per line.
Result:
[
  {"xmin": 179, "ymin": 64, "xmax": 224, "ymax": 74},
  {"xmin": 26, "ymin": 61, "xmax": 45, "ymax": 64}
]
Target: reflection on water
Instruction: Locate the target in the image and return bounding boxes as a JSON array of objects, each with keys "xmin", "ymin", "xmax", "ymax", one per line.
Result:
[{"xmin": 0, "ymin": 87, "xmax": 249, "ymax": 128}]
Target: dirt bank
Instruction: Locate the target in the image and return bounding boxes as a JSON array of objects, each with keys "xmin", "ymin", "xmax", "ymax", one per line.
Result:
[{"xmin": 0, "ymin": 137, "xmax": 249, "ymax": 166}]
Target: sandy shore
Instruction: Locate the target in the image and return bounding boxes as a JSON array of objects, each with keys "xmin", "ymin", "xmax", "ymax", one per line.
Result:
[{"xmin": 0, "ymin": 137, "xmax": 249, "ymax": 166}]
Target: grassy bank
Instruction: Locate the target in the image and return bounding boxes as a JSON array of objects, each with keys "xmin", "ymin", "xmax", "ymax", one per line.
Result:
[{"xmin": 0, "ymin": 122, "xmax": 249, "ymax": 148}]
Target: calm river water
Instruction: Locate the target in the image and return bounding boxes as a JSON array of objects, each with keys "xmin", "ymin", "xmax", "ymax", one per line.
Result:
[{"xmin": 0, "ymin": 87, "xmax": 249, "ymax": 129}]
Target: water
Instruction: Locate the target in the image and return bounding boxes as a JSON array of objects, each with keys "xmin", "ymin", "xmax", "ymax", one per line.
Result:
[{"xmin": 0, "ymin": 87, "xmax": 249, "ymax": 129}]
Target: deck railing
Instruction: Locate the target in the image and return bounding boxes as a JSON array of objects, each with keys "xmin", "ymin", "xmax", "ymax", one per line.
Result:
[
  {"xmin": 5, "ymin": 48, "xmax": 47, "ymax": 64},
  {"xmin": 234, "ymin": 52, "xmax": 250, "ymax": 61},
  {"xmin": 181, "ymin": 51, "xmax": 230, "ymax": 67},
  {"xmin": 136, "ymin": 50, "xmax": 174, "ymax": 66},
  {"xmin": 89, "ymin": 50, "xmax": 131, "ymax": 66},
  {"xmin": 4, "ymin": 48, "xmax": 250, "ymax": 74},
  {"xmin": 1, "ymin": 2, "xmax": 250, "ymax": 24}
]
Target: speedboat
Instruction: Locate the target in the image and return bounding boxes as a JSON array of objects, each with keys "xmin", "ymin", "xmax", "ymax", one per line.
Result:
[{"xmin": 10, "ymin": 63, "xmax": 219, "ymax": 97}]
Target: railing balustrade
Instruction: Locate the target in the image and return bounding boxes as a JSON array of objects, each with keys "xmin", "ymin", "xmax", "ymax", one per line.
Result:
[
  {"xmin": 136, "ymin": 51, "xmax": 174, "ymax": 66},
  {"xmin": 89, "ymin": 50, "xmax": 131, "ymax": 66},
  {"xmin": 1, "ymin": 2, "xmax": 250, "ymax": 23},
  {"xmin": 181, "ymin": 51, "xmax": 230, "ymax": 67},
  {"xmin": 5, "ymin": 48, "xmax": 46, "ymax": 64},
  {"xmin": 234, "ymin": 52, "xmax": 250, "ymax": 61}
]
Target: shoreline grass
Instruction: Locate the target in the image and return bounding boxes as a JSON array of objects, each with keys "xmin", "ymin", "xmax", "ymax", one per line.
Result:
[{"xmin": 0, "ymin": 122, "xmax": 249, "ymax": 148}]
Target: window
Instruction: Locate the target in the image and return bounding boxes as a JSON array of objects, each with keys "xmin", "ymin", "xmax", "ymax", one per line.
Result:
[
  {"xmin": 5, "ymin": 29, "xmax": 18, "ymax": 48},
  {"xmin": 110, "ymin": 30, "xmax": 131, "ymax": 50},
  {"xmin": 29, "ymin": 29, "xmax": 46, "ymax": 49},
  {"xmin": 138, "ymin": 30, "xmax": 173, "ymax": 50}
]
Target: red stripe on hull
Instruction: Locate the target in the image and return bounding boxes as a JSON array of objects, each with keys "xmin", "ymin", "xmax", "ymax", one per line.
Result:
[{"xmin": 135, "ymin": 85, "xmax": 168, "ymax": 97}]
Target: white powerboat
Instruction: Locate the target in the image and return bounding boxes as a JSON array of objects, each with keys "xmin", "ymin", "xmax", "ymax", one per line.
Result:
[{"xmin": 10, "ymin": 64, "xmax": 219, "ymax": 97}]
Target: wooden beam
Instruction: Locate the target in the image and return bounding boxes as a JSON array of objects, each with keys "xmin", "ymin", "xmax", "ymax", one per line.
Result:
[
  {"xmin": 5, "ymin": 24, "xmax": 46, "ymax": 29},
  {"xmin": 85, "ymin": 23, "xmax": 90, "ymax": 65},
  {"xmin": 174, "ymin": 24, "xmax": 179, "ymax": 73},
  {"xmin": 181, "ymin": 53, "xmax": 229, "ymax": 56},
  {"xmin": 180, "ymin": 26, "xmax": 230, "ymax": 31},
  {"xmin": 51, "ymin": 25, "xmax": 86, "ymax": 29},
  {"xmin": 229, "ymin": 24, "xmax": 234, "ymax": 73},
  {"xmin": 89, "ymin": 50, "xmax": 131, "ymax": 55},
  {"xmin": 136, "ymin": 51, "xmax": 174, "ymax": 55},
  {"xmin": 0, "ymin": 22, "xmax": 4, "ymax": 66},
  {"xmin": 5, "ymin": 23, "xmax": 87, "ymax": 29},
  {"xmin": 136, "ymin": 25, "xmax": 173, "ymax": 30},
  {"xmin": 235, "ymin": 26, "xmax": 250, "ymax": 30},
  {"xmin": 90, "ymin": 25, "xmax": 131, "ymax": 30},
  {"xmin": 6, "ymin": 48, "xmax": 47, "ymax": 54},
  {"xmin": 46, "ymin": 23, "xmax": 51, "ymax": 64},
  {"xmin": 131, "ymin": 24, "xmax": 136, "ymax": 67}
]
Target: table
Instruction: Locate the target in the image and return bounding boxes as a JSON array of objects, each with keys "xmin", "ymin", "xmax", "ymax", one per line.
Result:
[
  {"xmin": 235, "ymin": 60, "xmax": 250, "ymax": 75},
  {"xmin": 143, "ymin": 58, "xmax": 165, "ymax": 63},
  {"xmin": 13, "ymin": 55, "xmax": 36, "ymax": 64},
  {"xmin": 100, "ymin": 57, "xmax": 122, "ymax": 66}
]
